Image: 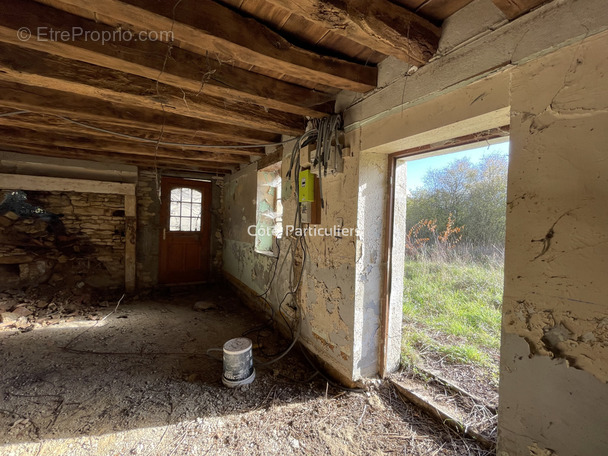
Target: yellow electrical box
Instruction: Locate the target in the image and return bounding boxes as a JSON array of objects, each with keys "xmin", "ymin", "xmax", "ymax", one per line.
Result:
[{"xmin": 299, "ymin": 169, "xmax": 315, "ymax": 203}]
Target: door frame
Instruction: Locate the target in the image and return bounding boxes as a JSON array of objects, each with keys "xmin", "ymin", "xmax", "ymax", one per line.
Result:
[{"xmin": 158, "ymin": 177, "xmax": 212, "ymax": 285}]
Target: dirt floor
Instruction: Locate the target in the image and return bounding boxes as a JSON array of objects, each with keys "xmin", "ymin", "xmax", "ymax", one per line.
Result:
[
  {"xmin": 397, "ymin": 356, "xmax": 499, "ymax": 412},
  {"xmin": 0, "ymin": 285, "xmax": 493, "ymax": 455}
]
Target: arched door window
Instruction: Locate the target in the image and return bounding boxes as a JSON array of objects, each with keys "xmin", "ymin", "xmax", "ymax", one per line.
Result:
[{"xmin": 169, "ymin": 187, "xmax": 202, "ymax": 232}]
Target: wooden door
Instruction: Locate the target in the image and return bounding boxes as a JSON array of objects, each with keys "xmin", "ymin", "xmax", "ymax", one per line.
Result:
[{"xmin": 159, "ymin": 177, "xmax": 211, "ymax": 284}]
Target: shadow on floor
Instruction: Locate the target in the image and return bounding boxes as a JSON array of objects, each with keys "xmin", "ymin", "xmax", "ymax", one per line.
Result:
[{"xmin": 0, "ymin": 283, "xmax": 319, "ymax": 446}]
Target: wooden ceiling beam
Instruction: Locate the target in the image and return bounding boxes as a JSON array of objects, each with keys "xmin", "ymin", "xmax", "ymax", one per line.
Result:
[
  {"xmin": 36, "ymin": 0, "xmax": 377, "ymax": 92},
  {"xmin": 1, "ymin": 144, "xmax": 233, "ymax": 173},
  {"xmin": 0, "ymin": 0, "xmax": 334, "ymax": 117},
  {"xmin": 0, "ymin": 81, "xmax": 281, "ymax": 147},
  {"xmin": 262, "ymin": 0, "xmax": 440, "ymax": 66},
  {"xmin": 0, "ymin": 115, "xmax": 267, "ymax": 157},
  {"xmin": 0, "ymin": 43, "xmax": 305, "ymax": 136},
  {"xmin": 0, "ymin": 127, "xmax": 251, "ymax": 164}
]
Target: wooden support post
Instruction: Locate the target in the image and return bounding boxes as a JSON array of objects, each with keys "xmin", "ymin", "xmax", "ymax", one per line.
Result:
[{"xmin": 124, "ymin": 193, "xmax": 136, "ymax": 293}]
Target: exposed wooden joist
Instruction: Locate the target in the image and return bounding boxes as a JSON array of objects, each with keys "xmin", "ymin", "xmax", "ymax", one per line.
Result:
[
  {"xmin": 0, "ymin": 127, "xmax": 250, "ymax": 165},
  {"xmin": 262, "ymin": 0, "xmax": 440, "ymax": 65},
  {"xmin": 491, "ymin": 0, "xmax": 550, "ymax": 19},
  {"xmin": 0, "ymin": 43, "xmax": 305, "ymax": 136},
  {"xmin": 1, "ymin": 144, "xmax": 234, "ymax": 174},
  {"xmin": 0, "ymin": 81, "xmax": 280, "ymax": 147},
  {"xmin": 0, "ymin": 114, "xmax": 267, "ymax": 157},
  {"xmin": 0, "ymin": 0, "xmax": 335, "ymax": 117},
  {"xmin": 36, "ymin": 0, "xmax": 377, "ymax": 92}
]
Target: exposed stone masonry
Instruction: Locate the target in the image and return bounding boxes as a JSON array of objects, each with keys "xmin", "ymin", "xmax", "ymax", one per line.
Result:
[{"xmin": 0, "ymin": 189, "xmax": 125, "ymax": 290}]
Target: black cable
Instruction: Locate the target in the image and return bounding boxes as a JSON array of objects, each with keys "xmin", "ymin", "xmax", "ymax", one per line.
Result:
[
  {"xmin": 247, "ymin": 115, "xmax": 343, "ymax": 368},
  {"xmin": 254, "ymin": 235, "xmax": 282, "ymax": 298}
]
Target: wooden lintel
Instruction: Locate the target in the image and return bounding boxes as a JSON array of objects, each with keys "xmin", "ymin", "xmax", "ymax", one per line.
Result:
[{"xmin": 0, "ymin": 173, "xmax": 136, "ymax": 195}]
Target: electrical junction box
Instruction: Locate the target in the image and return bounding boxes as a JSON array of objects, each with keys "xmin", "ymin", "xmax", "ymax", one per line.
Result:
[
  {"xmin": 300, "ymin": 202, "xmax": 312, "ymax": 223},
  {"xmin": 309, "ymin": 145, "xmax": 344, "ymax": 176},
  {"xmin": 299, "ymin": 169, "xmax": 315, "ymax": 203}
]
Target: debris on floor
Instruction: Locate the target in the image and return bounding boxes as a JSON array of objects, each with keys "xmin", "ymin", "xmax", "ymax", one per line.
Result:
[{"xmin": 0, "ymin": 286, "xmax": 493, "ymax": 455}]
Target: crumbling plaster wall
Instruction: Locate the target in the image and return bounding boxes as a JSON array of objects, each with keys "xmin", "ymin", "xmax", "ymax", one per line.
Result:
[
  {"xmin": 223, "ymin": 0, "xmax": 608, "ymax": 400},
  {"xmin": 497, "ymin": 31, "xmax": 608, "ymax": 456},
  {"xmin": 297, "ymin": 148, "xmax": 359, "ymax": 380},
  {"xmin": 223, "ymin": 144, "xmax": 361, "ymax": 382},
  {"xmin": 136, "ymin": 170, "xmax": 160, "ymax": 288}
]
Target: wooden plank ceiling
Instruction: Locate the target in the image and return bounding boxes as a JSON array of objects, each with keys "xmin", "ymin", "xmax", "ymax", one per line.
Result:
[{"xmin": 0, "ymin": 0, "xmax": 545, "ymax": 174}]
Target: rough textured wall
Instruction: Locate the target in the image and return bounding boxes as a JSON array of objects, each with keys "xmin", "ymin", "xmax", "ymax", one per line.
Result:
[
  {"xmin": 352, "ymin": 151, "xmax": 387, "ymax": 378},
  {"xmin": 298, "ymin": 149, "xmax": 359, "ymax": 380},
  {"xmin": 210, "ymin": 177, "xmax": 224, "ymax": 278},
  {"xmin": 223, "ymin": 164, "xmax": 281, "ymax": 295},
  {"xmin": 498, "ymin": 32, "xmax": 608, "ymax": 456},
  {"xmin": 0, "ymin": 189, "xmax": 125, "ymax": 289},
  {"xmin": 223, "ymin": 146, "xmax": 361, "ymax": 382},
  {"xmin": 136, "ymin": 170, "xmax": 160, "ymax": 288}
]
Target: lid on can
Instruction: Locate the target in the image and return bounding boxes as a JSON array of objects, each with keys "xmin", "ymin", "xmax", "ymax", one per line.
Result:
[{"xmin": 223, "ymin": 337, "xmax": 253, "ymax": 355}]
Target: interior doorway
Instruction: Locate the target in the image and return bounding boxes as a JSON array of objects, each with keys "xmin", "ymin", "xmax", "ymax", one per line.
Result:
[{"xmin": 158, "ymin": 177, "xmax": 211, "ymax": 284}]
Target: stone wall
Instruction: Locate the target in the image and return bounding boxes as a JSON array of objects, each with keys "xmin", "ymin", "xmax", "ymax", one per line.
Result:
[
  {"xmin": 0, "ymin": 189, "xmax": 125, "ymax": 290},
  {"xmin": 135, "ymin": 170, "xmax": 160, "ymax": 288}
]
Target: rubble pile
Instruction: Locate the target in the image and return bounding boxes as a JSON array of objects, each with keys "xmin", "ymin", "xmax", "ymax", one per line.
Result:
[{"xmin": 0, "ymin": 287, "xmax": 121, "ymax": 331}]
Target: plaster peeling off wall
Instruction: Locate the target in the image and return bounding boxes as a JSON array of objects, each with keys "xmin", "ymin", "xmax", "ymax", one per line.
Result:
[
  {"xmin": 297, "ymin": 147, "xmax": 359, "ymax": 380},
  {"xmin": 498, "ymin": 31, "xmax": 608, "ymax": 456},
  {"xmin": 223, "ymin": 163, "xmax": 292, "ymax": 307},
  {"xmin": 223, "ymin": 144, "xmax": 361, "ymax": 382}
]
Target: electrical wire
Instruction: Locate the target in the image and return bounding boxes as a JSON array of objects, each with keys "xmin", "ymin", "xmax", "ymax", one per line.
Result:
[
  {"xmin": 0, "ymin": 110, "xmax": 29, "ymax": 118},
  {"xmin": 248, "ymin": 115, "xmax": 341, "ymax": 366}
]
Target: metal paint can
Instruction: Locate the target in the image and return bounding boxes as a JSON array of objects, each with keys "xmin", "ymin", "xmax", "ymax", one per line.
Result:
[{"xmin": 222, "ymin": 337, "xmax": 255, "ymax": 387}]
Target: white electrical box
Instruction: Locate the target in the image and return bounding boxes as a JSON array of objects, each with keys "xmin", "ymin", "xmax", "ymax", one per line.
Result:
[
  {"xmin": 300, "ymin": 202, "xmax": 312, "ymax": 224},
  {"xmin": 309, "ymin": 145, "xmax": 344, "ymax": 176}
]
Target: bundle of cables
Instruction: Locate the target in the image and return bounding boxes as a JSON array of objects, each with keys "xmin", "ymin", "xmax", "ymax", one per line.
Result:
[{"xmin": 244, "ymin": 114, "xmax": 344, "ymax": 366}]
